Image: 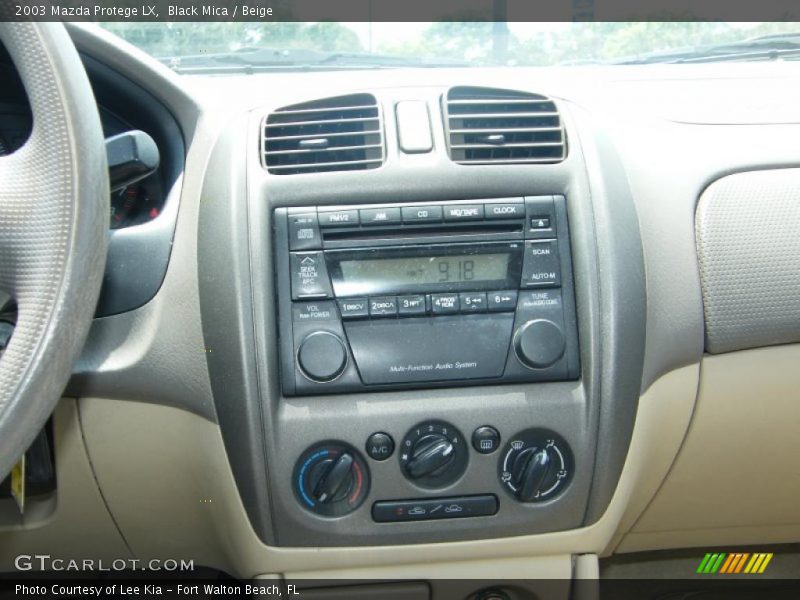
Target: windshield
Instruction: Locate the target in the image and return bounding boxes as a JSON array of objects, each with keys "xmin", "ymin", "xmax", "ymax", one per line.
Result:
[{"xmin": 100, "ymin": 22, "xmax": 800, "ymax": 72}]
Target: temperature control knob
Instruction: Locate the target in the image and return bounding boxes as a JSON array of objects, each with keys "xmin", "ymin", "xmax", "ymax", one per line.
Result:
[
  {"xmin": 400, "ymin": 421, "xmax": 467, "ymax": 488},
  {"xmin": 294, "ymin": 442, "xmax": 369, "ymax": 517},
  {"xmin": 499, "ymin": 429, "xmax": 572, "ymax": 503}
]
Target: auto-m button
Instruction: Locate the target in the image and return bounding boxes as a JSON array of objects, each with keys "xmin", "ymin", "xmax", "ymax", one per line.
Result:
[{"xmin": 521, "ymin": 240, "xmax": 561, "ymax": 288}]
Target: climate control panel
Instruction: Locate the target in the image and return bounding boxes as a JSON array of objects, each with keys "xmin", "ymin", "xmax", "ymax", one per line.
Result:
[{"xmin": 292, "ymin": 424, "xmax": 573, "ymax": 523}]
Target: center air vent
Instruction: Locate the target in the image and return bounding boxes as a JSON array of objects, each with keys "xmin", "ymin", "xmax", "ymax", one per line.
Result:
[
  {"xmin": 263, "ymin": 93, "xmax": 384, "ymax": 175},
  {"xmin": 444, "ymin": 87, "xmax": 566, "ymax": 165}
]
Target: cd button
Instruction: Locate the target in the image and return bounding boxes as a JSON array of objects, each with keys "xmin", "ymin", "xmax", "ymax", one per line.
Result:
[
  {"xmin": 487, "ymin": 290, "xmax": 518, "ymax": 312},
  {"xmin": 460, "ymin": 292, "xmax": 487, "ymax": 313},
  {"xmin": 430, "ymin": 293, "xmax": 459, "ymax": 314},
  {"xmin": 369, "ymin": 296, "xmax": 398, "ymax": 317},
  {"xmin": 398, "ymin": 295, "xmax": 427, "ymax": 316},
  {"xmin": 338, "ymin": 298, "xmax": 369, "ymax": 319},
  {"xmin": 401, "ymin": 205, "xmax": 443, "ymax": 223}
]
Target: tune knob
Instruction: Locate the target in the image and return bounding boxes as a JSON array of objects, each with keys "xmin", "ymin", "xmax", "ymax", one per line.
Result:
[
  {"xmin": 400, "ymin": 421, "xmax": 468, "ymax": 488},
  {"xmin": 513, "ymin": 319, "xmax": 565, "ymax": 369},
  {"xmin": 499, "ymin": 429, "xmax": 572, "ymax": 503},
  {"xmin": 297, "ymin": 331, "xmax": 347, "ymax": 382},
  {"xmin": 294, "ymin": 442, "xmax": 369, "ymax": 517}
]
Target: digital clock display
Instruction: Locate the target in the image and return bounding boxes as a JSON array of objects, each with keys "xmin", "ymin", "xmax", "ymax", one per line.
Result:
[{"xmin": 336, "ymin": 253, "xmax": 511, "ymax": 296}]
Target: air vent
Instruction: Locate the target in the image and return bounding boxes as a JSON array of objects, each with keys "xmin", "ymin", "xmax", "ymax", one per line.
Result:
[
  {"xmin": 263, "ymin": 93, "xmax": 384, "ymax": 175},
  {"xmin": 444, "ymin": 87, "xmax": 566, "ymax": 165}
]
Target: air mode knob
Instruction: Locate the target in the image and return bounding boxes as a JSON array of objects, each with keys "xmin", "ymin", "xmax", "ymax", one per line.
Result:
[
  {"xmin": 513, "ymin": 319, "xmax": 565, "ymax": 369},
  {"xmin": 499, "ymin": 429, "xmax": 572, "ymax": 503},
  {"xmin": 297, "ymin": 331, "xmax": 347, "ymax": 382}
]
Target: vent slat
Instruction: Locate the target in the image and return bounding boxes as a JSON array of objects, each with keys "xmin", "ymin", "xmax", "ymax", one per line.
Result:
[
  {"xmin": 264, "ymin": 130, "xmax": 382, "ymax": 142},
  {"xmin": 448, "ymin": 126, "xmax": 563, "ymax": 134},
  {"xmin": 265, "ymin": 116, "xmax": 380, "ymax": 128},
  {"xmin": 263, "ymin": 94, "xmax": 384, "ymax": 175},
  {"xmin": 265, "ymin": 143, "xmax": 383, "ymax": 156},
  {"xmin": 448, "ymin": 112, "xmax": 559, "ymax": 119},
  {"xmin": 444, "ymin": 86, "xmax": 567, "ymax": 166},
  {"xmin": 268, "ymin": 158, "xmax": 383, "ymax": 171},
  {"xmin": 450, "ymin": 141, "xmax": 564, "ymax": 149}
]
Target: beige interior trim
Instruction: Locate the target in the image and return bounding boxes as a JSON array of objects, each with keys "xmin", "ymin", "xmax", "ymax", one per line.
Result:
[
  {"xmin": 284, "ymin": 555, "xmax": 572, "ymax": 579},
  {"xmin": 0, "ymin": 400, "xmax": 130, "ymax": 569},
  {"xmin": 617, "ymin": 343, "xmax": 800, "ymax": 553},
  {"xmin": 67, "ymin": 363, "xmax": 697, "ymax": 578}
]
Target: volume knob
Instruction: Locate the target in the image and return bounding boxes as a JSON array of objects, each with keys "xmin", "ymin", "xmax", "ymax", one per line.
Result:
[{"xmin": 297, "ymin": 331, "xmax": 347, "ymax": 382}]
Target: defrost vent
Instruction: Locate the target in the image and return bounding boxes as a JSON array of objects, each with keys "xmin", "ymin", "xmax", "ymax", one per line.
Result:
[
  {"xmin": 444, "ymin": 86, "xmax": 566, "ymax": 165},
  {"xmin": 263, "ymin": 93, "xmax": 384, "ymax": 175}
]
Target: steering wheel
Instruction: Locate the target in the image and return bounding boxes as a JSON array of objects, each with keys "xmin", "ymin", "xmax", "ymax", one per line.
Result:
[{"xmin": 0, "ymin": 23, "xmax": 108, "ymax": 479}]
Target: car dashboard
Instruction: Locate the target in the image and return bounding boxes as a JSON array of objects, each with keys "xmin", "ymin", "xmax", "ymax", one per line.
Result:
[{"xmin": 1, "ymin": 23, "xmax": 800, "ymax": 596}]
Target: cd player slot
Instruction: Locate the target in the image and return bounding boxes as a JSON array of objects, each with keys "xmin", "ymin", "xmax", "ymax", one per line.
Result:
[{"xmin": 322, "ymin": 223, "xmax": 523, "ymax": 242}]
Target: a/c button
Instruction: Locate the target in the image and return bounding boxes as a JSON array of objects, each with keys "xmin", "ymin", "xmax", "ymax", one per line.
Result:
[{"xmin": 366, "ymin": 432, "xmax": 394, "ymax": 461}]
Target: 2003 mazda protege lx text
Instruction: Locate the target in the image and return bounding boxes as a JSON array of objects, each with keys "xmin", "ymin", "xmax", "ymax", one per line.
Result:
[{"xmin": 0, "ymin": 8, "xmax": 799, "ymax": 600}]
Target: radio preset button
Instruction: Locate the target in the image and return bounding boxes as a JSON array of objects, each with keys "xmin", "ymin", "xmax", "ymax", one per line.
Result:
[
  {"xmin": 290, "ymin": 252, "xmax": 333, "ymax": 300},
  {"xmin": 288, "ymin": 212, "xmax": 321, "ymax": 251},
  {"xmin": 401, "ymin": 205, "xmax": 443, "ymax": 223},
  {"xmin": 398, "ymin": 295, "xmax": 427, "ymax": 316},
  {"xmin": 521, "ymin": 240, "xmax": 561, "ymax": 288},
  {"xmin": 318, "ymin": 209, "xmax": 359, "ymax": 227},
  {"xmin": 486, "ymin": 202, "xmax": 525, "ymax": 219},
  {"xmin": 360, "ymin": 207, "xmax": 401, "ymax": 225},
  {"xmin": 338, "ymin": 298, "xmax": 369, "ymax": 319},
  {"xmin": 487, "ymin": 291, "xmax": 518, "ymax": 312},
  {"xmin": 460, "ymin": 292, "xmax": 487, "ymax": 313},
  {"xmin": 430, "ymin": 293, "xmax": 459, "ymax": 314},
  {"xmin": 369, "ymin": 296, "xmax": 398, "ymax": 317},
  {"xmin": 444, "ymin": 204, "xmax": 484, "ymax": 221}
]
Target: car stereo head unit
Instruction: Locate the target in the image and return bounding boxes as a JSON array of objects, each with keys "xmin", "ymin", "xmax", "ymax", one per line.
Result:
[{"xmin": 273, "ymin": 196, "xmax": 579, "ymax": 396}]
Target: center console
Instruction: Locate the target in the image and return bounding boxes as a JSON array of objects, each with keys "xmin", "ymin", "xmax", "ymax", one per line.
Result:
[{"xmin": 197, "ymin": 85, "xmax": 646, "ymax": 550}]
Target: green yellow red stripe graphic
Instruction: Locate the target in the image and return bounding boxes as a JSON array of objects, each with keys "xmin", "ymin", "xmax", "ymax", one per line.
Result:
[{"xmin": 696, "ymin": 552, "xmax": 773, "ymax": 574}]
